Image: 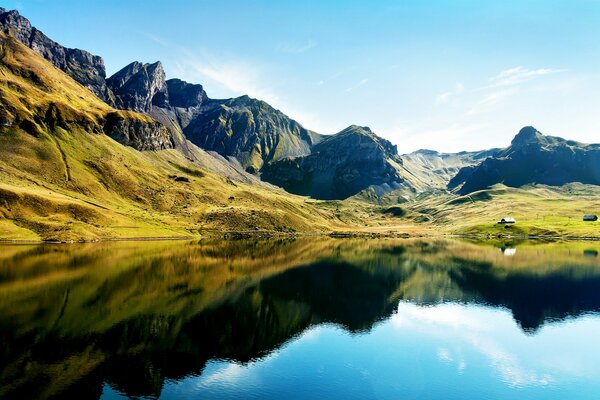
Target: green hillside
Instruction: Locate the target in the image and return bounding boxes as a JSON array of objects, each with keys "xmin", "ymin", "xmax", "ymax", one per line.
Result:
[{"xmin": 0, "ymin": 33, "xmax": 345, "ymax": 241}]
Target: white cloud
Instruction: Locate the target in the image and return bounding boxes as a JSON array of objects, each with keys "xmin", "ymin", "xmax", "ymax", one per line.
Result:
[
  {"xmin": 391, "ymin": 302, "xmax": 555, "ymax": 388},
  {"xmin": 464, "ymin": 66, "xmax": 564, "ymax": 115}
]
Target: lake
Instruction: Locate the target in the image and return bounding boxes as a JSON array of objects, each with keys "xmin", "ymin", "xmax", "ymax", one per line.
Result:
[{"xmin": 1, "ymin": 237, "xmax": 600, "ymax": 399}]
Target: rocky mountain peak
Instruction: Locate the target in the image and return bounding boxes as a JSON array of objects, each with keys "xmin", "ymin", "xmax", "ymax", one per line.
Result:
[
  {"xmin": 165, "ymin": 79, "xmax": 207, "ymax": 108},
  {"xmin": 511, "ymin": 126, "xmax": 543, "ymax": 147},
  {"xmin": 0, "ymin": 8, "xmax": 110, "ymax": 101},
  {"xmin": 342, "ymin": 125, "xmax": 374, "ymax": 135},
  {"xmin": 107, "ymin": 61, "xmax": 168, "ymax": 112},
  {"xmin": 332, "ymin": 125, "xmax": 399, "ymax": 159}
]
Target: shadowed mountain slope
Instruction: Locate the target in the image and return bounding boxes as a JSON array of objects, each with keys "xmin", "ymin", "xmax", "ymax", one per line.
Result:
[
  {"xmin": 451, "ymin": 126, "xmax": 600, "ymax": 194},
  {"xmin": 106, "ymin": 62, "xmax": 320, "ymax": 172},
  {"xmin": 261, "ymin": 125, "xmax": 408, "ymax": 199}
]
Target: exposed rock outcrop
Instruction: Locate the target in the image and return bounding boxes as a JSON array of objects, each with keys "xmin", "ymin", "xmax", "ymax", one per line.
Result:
[
  {"xmin": 102, "ymin": 112, "xmax": 174, "ymax": 150},
  {"xmin": 261, "ymin": 125, "xmax": 405, "ymax": 199},
  {"xmin": 107, "ymin": 61, "xmax": 169, "ymax": 112},
  {"xmin": 0, "ymin": 8, "xmax": 112, "ymax": 102},
  {"xmin": 105, "ymin": 65, "xmax": 320, "ymax": 172},
  {"xmin": 183, "ymin": 96, "xmax": 321, "ymax": 173}
]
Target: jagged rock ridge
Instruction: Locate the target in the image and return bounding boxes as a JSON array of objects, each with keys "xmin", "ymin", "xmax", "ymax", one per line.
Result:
[{"xmin": 0, "ymin": 8, "xmax": 112, "ymax": 102}]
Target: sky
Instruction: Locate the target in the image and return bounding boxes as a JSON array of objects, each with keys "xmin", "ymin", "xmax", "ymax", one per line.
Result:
[{"xmin": 4, "ymin": 0, "xmax": 600, "ymax": 152}]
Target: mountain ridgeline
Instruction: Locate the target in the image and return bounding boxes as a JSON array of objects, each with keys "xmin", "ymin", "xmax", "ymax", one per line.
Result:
[
  {"xmin": 105, "ymin": 59, "xmax": 323, "ymax": 173},
  {"xmin": 2, "ymin": 7, "xmax": 600, "ymax": 206},
  {"xmin": 0, "ymin": 8, "xmax": 417, "ymax": 200},
  {"xmin": 450, "ymin": 127, "xmax": 600, "ymax": 194}
]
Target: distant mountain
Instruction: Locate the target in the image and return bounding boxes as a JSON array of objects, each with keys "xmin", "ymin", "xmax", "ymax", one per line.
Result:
[
  {"xmin": 261, "ymin": 125, "xmax": 407, "ymax": 199},
  {"xmin": 0, "ymin": 8, "xmax": 112, "ymax": 102},
  {"xmin": 451, "ymin": 126, "xmax": 600, "ymax": 194},
  {"xmin": 401, "ymin": 148, "xmax": 499, "ymax": 189}
]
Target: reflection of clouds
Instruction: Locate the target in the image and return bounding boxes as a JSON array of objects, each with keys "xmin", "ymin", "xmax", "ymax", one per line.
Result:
[
  {"xmin": 299, "ymin": 325, "xmax": 324, "ymax": 342},
  {"xmin": 197, "ymin": 363, "xmax": 250, "ymax": 387},
  {"xmin": 392, "ymin": 302, "xmax": 559, "ymax": 388},
  {"xmin": 437, "ymin": 348, "xmax": 453, "ymax": 362},
  {"xmin": 392, "ymin": 303, "xmax": 486, "ymax": 331},
  {"xmin": 467, "ymin": 334, "xmax": 553, "ymax": 387}
]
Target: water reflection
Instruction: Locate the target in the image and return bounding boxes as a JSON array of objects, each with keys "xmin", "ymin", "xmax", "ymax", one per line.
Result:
[{"xmin": 0, "ymin": 238, "xmax": 599, "ymax": 399}]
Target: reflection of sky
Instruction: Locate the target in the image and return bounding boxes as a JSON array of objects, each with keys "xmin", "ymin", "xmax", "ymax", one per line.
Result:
[{"xmin": 98, "ymin": 303, "xmax": 600, "ymax": 400}]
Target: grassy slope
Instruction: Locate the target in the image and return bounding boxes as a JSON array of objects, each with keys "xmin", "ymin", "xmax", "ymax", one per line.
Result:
[
  {"xmin": 0, "ymin": 34, "xmax": 347, "ymax": 241},
  {"xmin": 407, "ymin": 183, "xmax": 600, "ymax": 238},
  {"xmin": 1, "ymin": 33, "xmax": 600, "ymax": 241}
]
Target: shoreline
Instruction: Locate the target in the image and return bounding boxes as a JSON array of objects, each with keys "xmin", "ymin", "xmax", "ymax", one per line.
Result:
[{"xmin": 2, "ymin": 230, "xmax": 600, "ymax": 244}]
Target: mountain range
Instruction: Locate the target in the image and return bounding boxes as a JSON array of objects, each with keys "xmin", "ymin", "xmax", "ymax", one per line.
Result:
[{"xmin": 2, "ymin": 7, "xmax": 600, "ymax": 240}]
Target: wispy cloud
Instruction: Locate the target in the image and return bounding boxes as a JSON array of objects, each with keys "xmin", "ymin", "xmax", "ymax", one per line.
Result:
[
  {"xmin": 137, "ymin": 31, "xmax": 327, "ymax": 130},
  {"xmin": 435, "ymin": 82, "xmax": 465, "ymax": 105},
  {"xmin": 345, "ymin": 78, "xmax": 369, "ymax": 92},
  {"xmin": 465, "ymin": 66, "xmax": 565, "ymax": 115},
  {"xmin": 485, "ymin": 66, "xmax": 566, "ymax": 89},
  {"xmin": 467, "ymin": 87, "xmax": 520, "ymax": 115},
  {"xmin": 277, "ymin": 40, "xmax": 318, "ymax": 54}
]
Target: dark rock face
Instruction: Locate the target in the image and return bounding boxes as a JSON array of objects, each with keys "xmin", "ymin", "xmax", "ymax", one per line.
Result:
[
  {"xmin": 452, "ymin": 126, "xmax": 600, "ymax": 194},
  {"xmin": 107, "ymin": 61, "xmax": 169, "ymax": 112},
  {"xmin": 0, "ymin": 9, "xmax": 111, "ymax": 102},
  {"xmin": 106, "ymin": 64, "xmax": 317, "ymax": 171},
  {"xmin": 262, "ymin": 125, "xmax": 405, "ymax": 199},
  {"xmin": 166, "ymin": 79, "xmax": 208, "ymax": 109},
  {"xmin": 102, "ymin": 112, "xmax": 174, "ymax": 151},
  {"xmin": 183, "ymin": 96, "xmax": 320, "ymax": 172},
  {"xmin": 106, "ymin": 63, "xmax": 319, "ymax": 171}
]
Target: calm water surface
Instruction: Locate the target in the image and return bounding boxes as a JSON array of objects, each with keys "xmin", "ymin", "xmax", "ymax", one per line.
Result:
[{"xmin": 1, "ymin": 238, "xmax": 600, "ymax": 399}]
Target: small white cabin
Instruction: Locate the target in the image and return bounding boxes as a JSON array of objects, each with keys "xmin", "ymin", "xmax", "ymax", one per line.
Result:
[
  {"xmin": 583, "ymin": 215, "xmax": 598, "ymax": 222},
  {"xmin": 498, "ymin": 217, "xmax": 516, "ymax": 224}
]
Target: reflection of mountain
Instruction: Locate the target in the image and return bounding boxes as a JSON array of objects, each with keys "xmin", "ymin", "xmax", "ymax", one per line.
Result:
[
  {"xmin": 451, "ymin": 266, "xmax": 600, "ymax": 332},
  {"xmin": 1, "ymin": 239, "xmax": 600, "ymax": 398}
]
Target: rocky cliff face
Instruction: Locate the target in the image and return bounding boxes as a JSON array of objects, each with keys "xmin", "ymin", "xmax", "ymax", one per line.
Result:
[
  {"xmin": 0, "ymin": 8, "xmax": 112, "ymax": 102},
  {"xmin": 102, "ymin": 112, "xmax": 173, "ymax": 150},
  {"xmin": 451, "ymin": 126, "xmax": 600, "ymax": 194},
  {"xmin": 106, "ymin": 65, "xmax": 320, "ymax": 172},
  {"xmin": 107, "ymin": 61, "xmax": 169, "ymax": 112},
  {"xmin": 261, "ymin": 125, "xmax": 405, "ymax": 199},
  {"xmin": 183, "ymin": 96, "xmax": 320, "ymax": 173},
  {"xmin": 0, "ymin": 32, "xmax": 173, "ymax": 152}
]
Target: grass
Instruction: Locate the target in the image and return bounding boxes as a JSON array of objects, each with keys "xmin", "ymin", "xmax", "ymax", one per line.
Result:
[
  {"xmin": 0, "ymin": 34, "xmax": 353, "ymax": 241},
  {"xmin": 2, "ymin": 32, "xmax": 600, "ymax": 241},
  {"xmin": 405, "ymin": 184, "xmax": 600, "ymax": 238}
]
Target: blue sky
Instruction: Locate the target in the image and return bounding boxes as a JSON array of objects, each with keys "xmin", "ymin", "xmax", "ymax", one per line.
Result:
[{"xmin": 5, "ymin": 0, "xmax": 600, "ymax": 152}]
